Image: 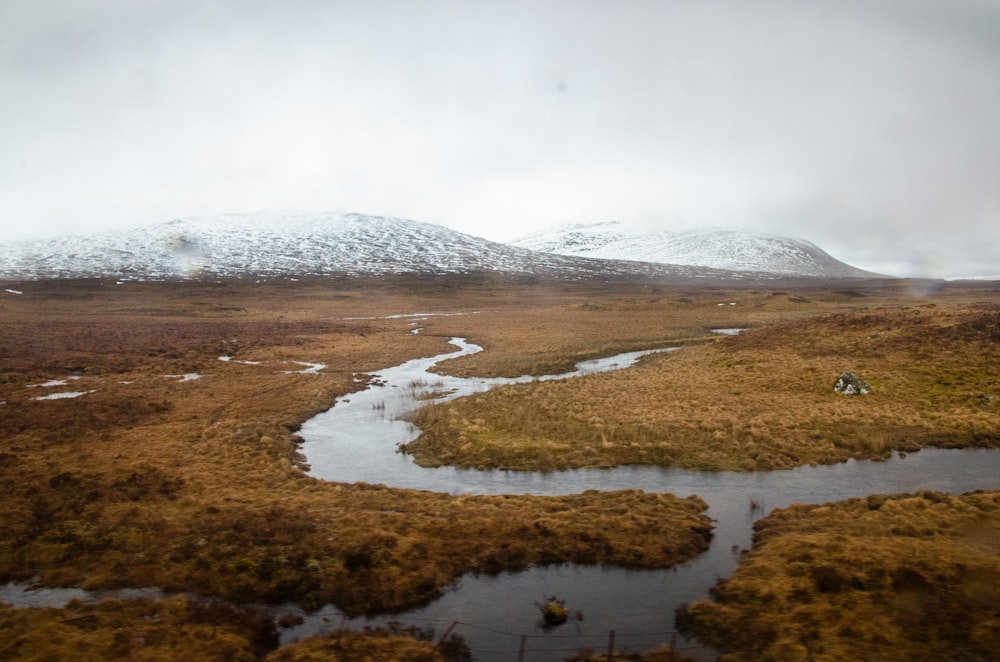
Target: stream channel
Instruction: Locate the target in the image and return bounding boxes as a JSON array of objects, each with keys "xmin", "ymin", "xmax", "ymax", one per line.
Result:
[
  {"xmin": 293, "ymin": 337, "xmax": 1000, "ymax": 661},
  {"xmin": 3, "ymin": 337, "xmax": 998, "ymax": 661}
]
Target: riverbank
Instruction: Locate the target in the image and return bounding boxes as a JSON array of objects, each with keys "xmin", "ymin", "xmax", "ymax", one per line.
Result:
[
  {"xmin": 406, "ymin": 303, "xmax": 1000, "ymax": 471},
  {"xmin": 681, "ymin": 489, "xmax": 1000, "ymax": 661}
]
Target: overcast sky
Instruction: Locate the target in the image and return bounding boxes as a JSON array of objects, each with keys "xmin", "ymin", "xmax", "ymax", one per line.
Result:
[{"xmin": 2, "ymin": 0, "xmax": 999, "ymax": 278}]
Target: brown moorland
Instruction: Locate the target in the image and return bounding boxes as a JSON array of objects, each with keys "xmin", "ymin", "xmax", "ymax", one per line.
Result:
[
  {"xmin": 679, "ymin": 490, "xmax": 1000, "ymax": 661},
  {"xmin": 406, "ymin": 291, "xmax": 1000, "ymax": 471},
  {"xmin": 0, "ymin": 275, "xmax": 716, "ymax": 658},
  {"xmin": 1, "ymin": 274, "xmax": 997, "ymax": 660}
]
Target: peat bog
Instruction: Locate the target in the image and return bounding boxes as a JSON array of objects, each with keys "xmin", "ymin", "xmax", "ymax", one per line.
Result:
[{"xmin": 0, "ymin": 274, "xmax": 998, "ymax": 660}]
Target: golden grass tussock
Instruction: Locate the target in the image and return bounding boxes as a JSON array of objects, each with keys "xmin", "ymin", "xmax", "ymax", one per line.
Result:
[
  {"xmin": 679, "ymin": 490, "xmax": 1000, "ymax": 661},
  {"xmin": 267, "ymin": 623, "xmax": 458, "ymax": 662},
  {"xmin": 0, "ymin": 596, "xmax": 278, "ymax": 661},
  {"xmin": 406, "ymin": 302, "xmax": 1000, "ymax": 471}
]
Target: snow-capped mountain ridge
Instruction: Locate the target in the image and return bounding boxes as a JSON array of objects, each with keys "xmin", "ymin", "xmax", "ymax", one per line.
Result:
[
  {"xmin": 0, "ymin": 212, "xmax": 769, "ymax": 281},
  {"xmin": 511, "ymin": 221, "xmax": 628, "ymax": 254},
  {"xmin": 510, "ymin": 222, "xmax": 872, "ymax": 277}
]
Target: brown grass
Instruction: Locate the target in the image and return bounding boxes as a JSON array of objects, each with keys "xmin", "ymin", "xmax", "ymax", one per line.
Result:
[
  {"xmin": 1, "ymin": 275, "xmax": 997, "ymax": 659},
  {"xmin": 0, "ymin": 596, "xmax": 277, "ymax": 661},
  {"xmin": 267, "ymin": 622, "xmax": 464, "ymax": 662},
  {"xmin": 406, "ymin": 300, "xmax": 1000, "ymax": 471},
  {"xmin": 422, "ymin": 282, "xmax": 904, "ymax": 378},
  {"xmin": 0, "ymin": 277, "xmax": 712, "ymax": 623},
  {"xmin": 680, "ymin": 490, "xmax": 1000, "ymax": 661}
]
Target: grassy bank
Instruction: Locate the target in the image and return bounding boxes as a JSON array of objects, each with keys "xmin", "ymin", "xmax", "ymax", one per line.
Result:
[
  {"xmin": 405, "ymin": 301, "xmax": 1000, "ymax": 471},
  {"xmin": 680, "ymin": 490, "xmax": 1000, "ymax": 661}
]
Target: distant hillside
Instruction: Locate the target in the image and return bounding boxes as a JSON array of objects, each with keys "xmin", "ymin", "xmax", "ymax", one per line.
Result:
[
  {"xmin": 0, "ymin": 212, "xmax": 764, "ymax": 281},
  {"xmin": 510, "ymin": 222, "xmax": 876, "ymax": 278}
]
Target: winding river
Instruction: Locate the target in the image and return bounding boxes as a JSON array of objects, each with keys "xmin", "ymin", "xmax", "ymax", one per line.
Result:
[
  {"xmin": 292, "ymin": 338, "xmax": 1000, "ymax": 661},
  {"xmin": 4, "ymin": 337, "xmax": 997, "ymax": 661}
]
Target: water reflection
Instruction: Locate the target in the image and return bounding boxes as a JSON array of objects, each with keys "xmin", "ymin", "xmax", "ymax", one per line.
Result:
[
  {"xmin": 3, "ymin": 340, "xmax": 996, "ymax": 662},
  {"xmin": 299, "ymin": 338, "xmax": 676, "ymax": 490},
  {"xmin": 295, "ymin": 339, "xmax": 1000, "ymax": 661}
]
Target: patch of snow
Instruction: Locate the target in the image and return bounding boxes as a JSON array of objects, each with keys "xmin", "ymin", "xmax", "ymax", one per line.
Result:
[
  {"xmin": 282, "ymin": 362, "xmax": 325, "ymax": 374},
  {"xmin": 345, "ymin": 311, "xmax": 481, "ymax": 321},
  {"xmin": 5, "ymin": 289, "xmax": 22, "ymax": 295},
  {"xmin": 510, "ymin": 221, "xmax": 629, "ymax": 254},
  {"xmin": 711, "ymin": 328, "xmax": 746, "ymax": 335},
  {"xmin": 27, "ymin": 379, "xmax": 69, "ymax": 388},
  {"xmin": 384, "ymin": 312, "xmax": 476, "ymax": 319},
  {"xmin": 218, "ymin": 356, "xmax": 261, "ymax": 365},
  {"xmin": 33, "ymin": 390, "xmax": 96, "ymax": 400},
  {"xmin": 510, "ymin": 224, "xmax": 874, "ymax": 277},
  {"xmin": 164, "ymin": 373, "xmax": 202, "ymax": 382}
]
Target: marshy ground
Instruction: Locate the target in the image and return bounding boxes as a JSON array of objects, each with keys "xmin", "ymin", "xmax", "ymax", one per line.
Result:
[
  {"xmin": 0, "ymin": 274, "xmax": 997, "ymax": 660},
  {"xmin": 680, "ymin": 490, "xmax": 1000, "ymax": 661},
  {"xmin": 408, "ymin": 292, "xmax": 1000, "ymax": 471}
]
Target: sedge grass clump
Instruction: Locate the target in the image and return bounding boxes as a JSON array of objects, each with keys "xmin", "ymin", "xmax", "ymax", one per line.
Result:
[
  {"xmin": 0, "ymin": 597, "xmax": 278, "ymax": 661},
  {"xmin": 680, "ymin": 490, "xmax": 1000, "ymax": 661},
  {"xmin": 538, "ymin": 595, "xmax": 572, "ymax": 627},
  {"xmin": 268, "ymin": 621, "xmax": 470, "ymax": 662}
]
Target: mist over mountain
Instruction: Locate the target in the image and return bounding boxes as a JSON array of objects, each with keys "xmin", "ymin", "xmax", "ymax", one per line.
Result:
[{"xmin": 509, "ymin": 222, "xmax": 876, "ymax": 278}]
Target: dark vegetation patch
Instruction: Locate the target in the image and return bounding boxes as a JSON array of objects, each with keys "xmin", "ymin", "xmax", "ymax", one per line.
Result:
[
  {"xmin": 269, "ymin": 621, "xmax": 470, "ymax": 661},
  {"xmin": 0, "ymin": 596, "xmax": 278, "ymax": 661}
]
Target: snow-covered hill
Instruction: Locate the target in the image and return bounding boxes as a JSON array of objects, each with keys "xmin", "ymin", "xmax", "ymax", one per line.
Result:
[
  {"xmin": 510, "ymin": 222, "xmax": 874, "ymax": 277},
  {"xmin": 0, "ymin": 212, "xmax": 763, "ymax": 281}
]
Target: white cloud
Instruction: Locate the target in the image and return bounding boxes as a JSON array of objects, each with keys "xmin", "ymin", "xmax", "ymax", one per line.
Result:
[{"xmin": 0, "ymin": 0, "xmax": 998, "ymax": 278}]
